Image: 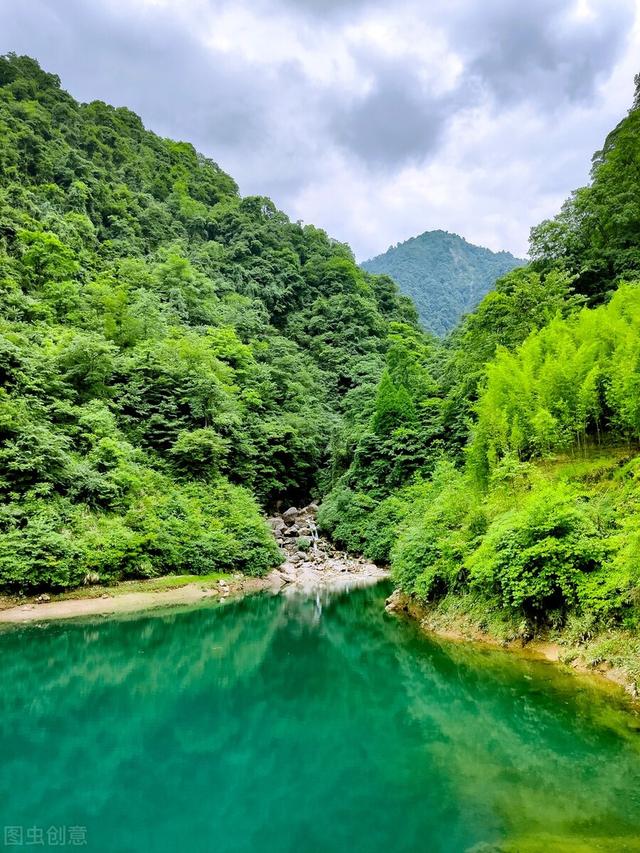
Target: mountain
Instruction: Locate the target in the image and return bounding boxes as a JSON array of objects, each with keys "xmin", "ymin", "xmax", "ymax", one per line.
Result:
[
  {"xmin": 321, "ymin": 76, "xmax": 640, "ymax": 673},
  {"xmin": 361, "ymin": 230, "xmax": 525, "ymax": 335},
  {"xmin": 0, "ymin": 54, "xmax": 416, "ymax": 591}
]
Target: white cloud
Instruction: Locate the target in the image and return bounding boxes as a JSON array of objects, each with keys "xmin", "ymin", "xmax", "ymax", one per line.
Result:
[{"xmin": 0, "ymin": 0, "xmax": 638, "ymax": 260}]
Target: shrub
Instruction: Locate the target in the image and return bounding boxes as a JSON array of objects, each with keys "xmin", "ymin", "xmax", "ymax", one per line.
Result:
[
  {"xmin": 391, "ymin": 462, "xmax": 481, "ymax": 600},
  {"xmin": 317, "ymin": 485, "xmax": 376, "ymax": 553},
  {"xmin": 466, "ymin": 485, "xmax": 607, "ymax": 619}
]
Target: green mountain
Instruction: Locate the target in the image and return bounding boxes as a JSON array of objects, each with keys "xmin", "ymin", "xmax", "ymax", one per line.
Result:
[
  {"xmin": 6, "ymin": 49, "xmax": 640, "ymax": 675},
  {"xmin": 361, "ymin": 230, "xmax": 525, "ymax": 335},
  {"xmin": 320, "ymin": 77, "xmax": 640, "ymax": 671},
  {"xmin": 0, "ymin": 53, "xmax": 416, "ymax": 590}
]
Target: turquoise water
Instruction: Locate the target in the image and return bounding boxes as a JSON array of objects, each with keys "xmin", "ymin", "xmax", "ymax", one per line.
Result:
[{"xmin": 1, "ymin": 584, "xmax": 640, "ymax": 852}]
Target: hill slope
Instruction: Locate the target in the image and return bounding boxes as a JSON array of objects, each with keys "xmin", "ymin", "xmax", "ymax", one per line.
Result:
[
  {"xmin": 0, "ymin": 53, "xmax": 417, "ymax": 591},
  {"xmin": 362, "ymin": 230, "xmax": 525, "ymax": 335},
  {"xmin": 320, "ymin": 76, "xmax": 640, "ymax": 672}
]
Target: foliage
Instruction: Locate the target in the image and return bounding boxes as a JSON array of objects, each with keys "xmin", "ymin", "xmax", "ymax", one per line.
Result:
[
  {"xmin": 465, "ymin": 485, "xmax": 607, "ymax": 618},
  {"xmin": 361, "ymin": 229, "xmax": 524, "ymax": 335},
  {"xmin": 322, "ymin": 79, "xmax": 640, "ymax": 634},
  {"xmin": 0, "ymin": 54, "xmax": 412, "ymax": 590},
  {"xmin": 468, "ymin": 283, "xmax": 640, "ymax": 484},
  {"xmin": 7, "ymin": 50, "xmax": 640, "ymax": 638},
  {"xmin": 530, "ymin": 95, "xmax": 640, "ymax": 303}
]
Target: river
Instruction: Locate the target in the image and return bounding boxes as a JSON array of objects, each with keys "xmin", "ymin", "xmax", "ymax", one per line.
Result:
[{"xmin": 1, "ymin": 583, "xmax": 640, "ymax": 852}]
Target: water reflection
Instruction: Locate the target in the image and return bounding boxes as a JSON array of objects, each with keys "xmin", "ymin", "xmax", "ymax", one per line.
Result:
[{"xmin": 0, "ymin": 585, "xmax": 639, "ymax": 852}]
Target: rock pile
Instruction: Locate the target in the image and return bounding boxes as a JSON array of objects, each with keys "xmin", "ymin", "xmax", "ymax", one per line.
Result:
[{"xmin": 266, "ymin": 504, "xmax": 388, "ymax": 593}]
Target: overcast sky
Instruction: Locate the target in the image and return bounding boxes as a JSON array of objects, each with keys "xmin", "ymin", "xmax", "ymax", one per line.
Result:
[{"xmin": 1, "ymin": 0, "xmax": 639, "ymax": 260}]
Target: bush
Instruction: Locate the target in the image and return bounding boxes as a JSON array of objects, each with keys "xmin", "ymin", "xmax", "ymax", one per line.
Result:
[
  {"xmin": 0, "ymin": 477, "xmax": 279, "ymax": 591},
  {"xmin": 362, "ymin": 495, "xmax": 409, "ymax": 563},
  {"xmin": 0, "ymin": 499, "xmax": 85, "ymax": 590},
  {"xmin": 466, "ymin": 485, "xmax": 607, "ymax": 618},
  {"xmin": 391, "ymin": 462, "xmax": 481, "ymax": 600},
  {"xmin": 317, "ymin": 485, "xmax": 376, "ymax": 553}
]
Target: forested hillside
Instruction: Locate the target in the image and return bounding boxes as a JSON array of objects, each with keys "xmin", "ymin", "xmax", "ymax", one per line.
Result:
[
  {"xmin": 361, "ymin": 230, "xmax": 524, "ymax": 335},
  {"xmin": 321, "ymin": 78, "xmax": 640, "ymax": 645},
  {"xmin": 0, "ymin": 54, "xmax": 416, "ymax": 590},
  {"xmin": 6, "ymin": 48, "xmax": 640, "ymax": 654}
]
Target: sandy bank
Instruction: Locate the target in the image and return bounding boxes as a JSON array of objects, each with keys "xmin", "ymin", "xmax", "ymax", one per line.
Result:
[
  {"xmin": 0, "ymin": 575, "xmax": 277, "ymax": 624},
  {"xmin": 0, "ymin": 504, "xmax": 389, "ymax": 624}
]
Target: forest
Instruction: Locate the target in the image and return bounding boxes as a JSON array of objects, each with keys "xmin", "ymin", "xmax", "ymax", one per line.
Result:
[
  {"xmin": 361, "ymin": 229, "xmax": 523, "ymax": 336},
  {"xmin": 320, "ymin": 75, "xmax": 640, "ymax": 639},
  {"xmin": 4, "ymin": 53, "xmax": 640, "ymax": 646},
  {"xmin": 0, "ymin": 54, "xmax": 415, "ymax": 589}
]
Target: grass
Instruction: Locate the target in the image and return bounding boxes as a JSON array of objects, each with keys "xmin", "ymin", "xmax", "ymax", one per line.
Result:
[{"xmin": 57, "ymin": 572, "xmax": 232, "ymax": 598}]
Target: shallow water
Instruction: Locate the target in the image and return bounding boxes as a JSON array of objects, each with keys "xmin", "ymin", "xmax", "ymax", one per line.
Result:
[{"xmin": 1, "ymin": 584, "xmax": 640, "ymax": 852}]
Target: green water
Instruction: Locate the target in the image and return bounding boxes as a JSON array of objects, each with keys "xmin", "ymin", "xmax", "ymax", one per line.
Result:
[{"xmin": 2, "ymin": 585, "xmax": 640, "ymax": 852}]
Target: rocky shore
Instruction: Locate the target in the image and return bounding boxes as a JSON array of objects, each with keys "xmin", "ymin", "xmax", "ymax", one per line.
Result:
[
  {"xmin": 266, "ymin": 503, "xmax": 389, "ymax": 594},
  {"xmin": 0, "ymin": 503, "xmax": 388, "ymax": 624}
]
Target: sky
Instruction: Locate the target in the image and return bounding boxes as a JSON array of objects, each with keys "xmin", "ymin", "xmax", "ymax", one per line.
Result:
[{"xmin": 1, "ymin": 0, "xmax": 639, "ymax": 261}]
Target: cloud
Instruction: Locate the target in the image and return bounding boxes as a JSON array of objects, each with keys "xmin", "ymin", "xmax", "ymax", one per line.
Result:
[
  {"xmin": 0, "ymin": 0, "xmax": 638, "ymax": 262},
  {"xmin": 451, "ymin": 0, "xmax": 636, "ymax": 108},
  {"xmin": 331, "ymin": 60, "xmax": 454, "ymax": 167}
]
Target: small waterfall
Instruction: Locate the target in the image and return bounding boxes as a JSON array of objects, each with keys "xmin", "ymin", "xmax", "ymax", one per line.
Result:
[{"xmin": 310, "ymin": 519, "xmax": 319, "ymax": 554}]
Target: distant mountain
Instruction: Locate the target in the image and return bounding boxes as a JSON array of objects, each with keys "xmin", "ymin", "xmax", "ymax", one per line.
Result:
[{"xmin": 361, "ymin": 230, "xmax": 526, "ymax": 336}]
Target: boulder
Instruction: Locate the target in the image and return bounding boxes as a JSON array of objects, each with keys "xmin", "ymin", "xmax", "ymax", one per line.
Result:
[
  {"xmin": 279, "ymin": 564, "xmax": 297, "ymax": 583},
  {"xmin": 282, "ymin": 507, "xmax": 298, "ymax": 525}
]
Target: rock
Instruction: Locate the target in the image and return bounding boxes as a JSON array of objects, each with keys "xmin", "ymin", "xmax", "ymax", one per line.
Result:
[
  {"xmin": 385, "ymin": 590, "xmax": 407, "ymax": 613},
  {"xmin": 279, "ymin": 564, "xmax": 297, "ymax": 583},
  {"xmin": 265, "ymin": 570, "xmax": 286, "ymax": 591},
  {"xmin": 35, "ymin": 593, "xmax": 51, "ymax": 603},
  {"xmin": 307, "ymin": 502, "xmax": 319, "ymax": 514},
  {"xmin": 282, "ymin": 507, "xmax": 298, "ymax": 525},
  {"xmin": 287, "ymin": 526, "xmax": 299, "ymax": 536},
  {"xmin": 84, "ymin": 572, "xmax": 101, "ymax": 585},
  {"xmin": 297, "ymin": 526, "xmax": 312, "ymax": 536}
]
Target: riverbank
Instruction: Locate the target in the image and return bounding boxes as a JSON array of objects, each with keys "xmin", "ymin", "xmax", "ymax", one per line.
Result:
[
  {"xmin": 0, "ymin": 572, "xmax": 280, "ymax": 623},
  {"xmin": 0, "ymin": 504, "xmax": 388, "ymax": 624},
  {"xmin": 386, "ymin": 589, "xmax": 640, "ymax": 704}
]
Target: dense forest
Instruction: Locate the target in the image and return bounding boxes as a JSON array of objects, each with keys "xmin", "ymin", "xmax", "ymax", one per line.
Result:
[
  {"xmin": 361, "ymin": 230, "xmax": 523, "ymax": 335},
  {"xmin": 5, "ymin": 53, "xmax": 640, "ymax": 649},
  {"xmin": 320, "ymin": 76, "xmax": 640, "ymax": 640},
  {"xmin": 0, "ymin": 54, "xmax": 415, "ymax": 590}
]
